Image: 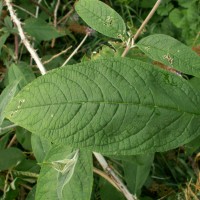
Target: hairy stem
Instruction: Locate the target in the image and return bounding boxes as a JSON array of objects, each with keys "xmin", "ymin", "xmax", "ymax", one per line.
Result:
[{"xmin": 5, "ymin": 0, "xmax": 47, "ymax": 75}]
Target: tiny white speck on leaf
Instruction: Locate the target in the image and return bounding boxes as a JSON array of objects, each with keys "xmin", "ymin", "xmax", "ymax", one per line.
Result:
[{"xmin": 144, "ymin": 46, "xmax": 150, "ymax": 51}]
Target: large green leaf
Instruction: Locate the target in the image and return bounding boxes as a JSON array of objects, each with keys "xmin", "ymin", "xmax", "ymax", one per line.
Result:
[
  {"xmin": 35, "ymin": 145, "xmax": 93, "ymax": 200},
  {"xmin": 4, "ymin": 57, "xmax": 200, "ymax": 155},
  {"xmin": 75, "ymin": 0, "xmax": 126, "ymax": 40},
  {"xmin": 137, "ymin": 34, "xmax": 200, "ymax": 77}
]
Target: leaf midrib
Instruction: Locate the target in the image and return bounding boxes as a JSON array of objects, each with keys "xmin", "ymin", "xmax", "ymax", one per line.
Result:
[{"xmin": 11, "ymin": 100, "xmax": 200, "ymax": 116}]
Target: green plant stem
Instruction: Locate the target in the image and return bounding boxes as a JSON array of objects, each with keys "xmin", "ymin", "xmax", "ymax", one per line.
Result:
[
  {"xmin": 0, "ymin": 124, "xmax": 17, "ymax": 133},
  {"xmin": 7, "ymin": 134, "xmax": 17, "ymax": 148},
  {"xmin": 12, "ymin": 4, "xmax": 36, "ymax": 18},
  {"xmin": 14, "ymin": 23, "xmax": 19, "ymax": 61},
  {"xmin": 28, "ymin": 0, "xmax": 53, "ymax": 17},
  {"xmin": 51, "ymin": 0, "xmax": 60, "ymax": 48},
  {"xmin": 19, "ymin": 183, "xmax": 32, "ymax": 191},
  {"xmin": 35, "ymin": 0, "xmax": 42, "ymax": 18},
  {"xmin": 122, "ymin": 0, "xmax": 162, "ymax": 57},
  {"xmin": 30, "ymin": 0, "xmax": 43, "ymax": 66},
  {"xmin": 93, "ymin": 152, "xmax": 137, "ymax": 200},
  {"xmin": 61, "ymin": 33, "xmax": 89, "ymax": 67},
  {"xmin": 43, "ymin": 46, "xmax": 72, "ymax": 65},
  {"xmin": 3, "ymin": 171, "xmax": 10, "ymax": 199},
  {"xmin": 57, "ymin": 8, "xmax": 74, "ymax": 25}
]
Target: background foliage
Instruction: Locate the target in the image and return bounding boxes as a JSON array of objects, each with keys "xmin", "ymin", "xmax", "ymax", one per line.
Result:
[{"xmin": 0, "ymin": 0, "xmax": 200, "ymax": 199}]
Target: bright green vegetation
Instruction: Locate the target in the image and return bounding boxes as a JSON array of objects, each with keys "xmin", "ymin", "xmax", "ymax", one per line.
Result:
[{"xmin": 0, "ymin": 0, "xmax": 200, "ymax": 199}]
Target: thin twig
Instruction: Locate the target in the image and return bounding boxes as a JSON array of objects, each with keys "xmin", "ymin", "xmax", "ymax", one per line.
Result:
[
  {"xmin": 133, "ymin": 0, "xmax": 162, "ymax": 41},
  {"xmin": 35, "ymin": 0, "xmax": 42, "ymax": 18},
  {"xmin": 43, "ymin": 46, "xmax": 72, "ymax": 65},
  {"xmin": 7, "ymin": 134, "xmax": 17, "ymax": 148},
  {"xmin": 51, "ymin": 0, "xmax": 60, "ymax": 48},
  {"xmin": 61, "ymin": 33, "xmax": 89, "ymax": 66},
  {"xmin": 14, "ymin": 23, "xmax": 19, "ymax": 61},
  {"xmin": 0, "ymin": 124, "xmax": 17, "ymax": 133},
  {"xmin": 93, "ymin": 152, "xmax": 137, "ymax": 200},
  {"xmin": 93, "ymin": 167, "xmax": 120, "ymax": 191},
  {"xmin": 12, "ymin": 4, "xmax": 36, "ymax": 18},
  {"xmin": 30, "ymin": 0, "xmax": 43, "ymax": 66},
  {"xmin": 57, "ymin": 8, "xmax": 74, "ymax": 25},
  {"xmin": 20, "ymin": 183, "xmax": 32, "ymax": 191},
  {"xmin": 3, "ymin": 171, "xmax": 10, "ymax": 199},
  {"xmin": 28, "ymin": 0, "xmax": 53, "ymax": 17},
  {"xmin": 5, "ymin": 0, "xmax": 47, "ymax": 75},
  {"xmin": 122, "ymin": 0, "xmax": 162, "ymax": 57}
]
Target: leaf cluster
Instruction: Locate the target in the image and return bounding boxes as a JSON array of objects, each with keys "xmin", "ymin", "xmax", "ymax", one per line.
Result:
[{"xmin": 0, "ymin": 0, "xmax": 200, "ymax": 200}]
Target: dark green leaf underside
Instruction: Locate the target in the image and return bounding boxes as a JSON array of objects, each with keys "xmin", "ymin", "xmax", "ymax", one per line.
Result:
[{"xmin": 5, "ymin": 57, "xmax": 200, "ymax": 155}]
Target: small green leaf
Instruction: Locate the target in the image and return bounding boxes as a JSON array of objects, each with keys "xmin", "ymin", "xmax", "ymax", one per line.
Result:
[
  {"xmin": 0, "ymin": 120, "xmax": 13, "ymax": 136},
  {"xmin": 177, "ymin": 0, "xmax": 196, "ymax": 8},
  {"xmin": 5, "ymin": 57, "xmax": 200, "ymax": 155},
  {"xmin": 24, "ymin": 18, "xmax": 63, "ymax": 41},
  {"xmin": 75, "ymin": 0, "xmax": 126, "ymax": 39},
  {"xmin": 0, "ymin": 33, "xmax": 10, "ymax": 55},
  {"xmin": 169, "ymin": 8, "xmax": 186, "ymax": 28},
  {"xmin": 0, "ymin": 80, "xmax": 19, "ymax": 126},
  {"xmin": 35, "ymin": 145, "xmax": 93, "ymax": 200},
  {"xmin": 123, "ymin": 154, "xmax": 154, "ymax": 195},
  {"xmin": 14, "ymin": 159, "xmax": 40, "ymax": 175},
  {"xmin": 16, "ymin": 127, "xmax": 32, "ymax": 151},
  {"xmin": 31, "ymin": 135, "xmax": 52, "ymax": 163},
  {"xmin": 4, "ymin": 16, "xmax": 13, "ymax": 30},
  {"xmin": 5, "ymin": 63, "xmax": 35, "ymax": 90},
  {"xmin": 157, "ymin": 0, "xmax": 174, "ymax": 16},
  {"xmin": 99, "ymin": 177, "xmax": 125, "ymax": 200},
  {"xmin": 0, "ymin": 134, "xmax": 10, "ymax": 150},
  {"xmin": 26, "ymin": 186, "xmax": 36, "ymax": 200},
  {"xmin": 0, "ymin": 147, "xmax": 25, "ymax": 170},
  {"xmin": 137, "ymin": 34, "xmax": 200, "ymax": 77}
]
